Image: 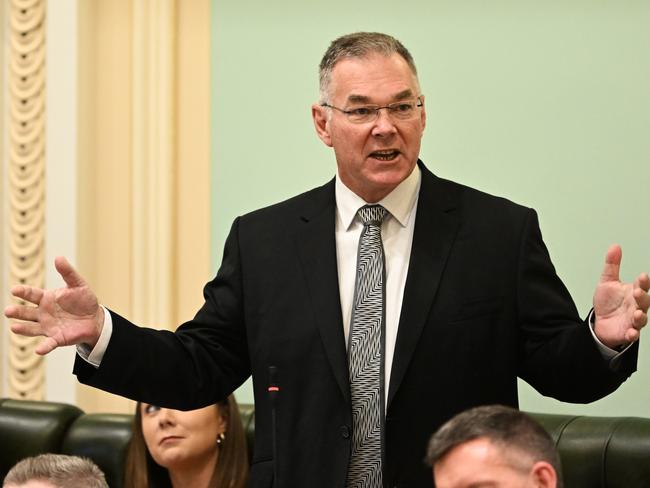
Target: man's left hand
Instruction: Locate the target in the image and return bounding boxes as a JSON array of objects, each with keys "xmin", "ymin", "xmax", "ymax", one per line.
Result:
[{"xmin": 593, "ymin": 244, "xmax": 650, "ymax": 349}]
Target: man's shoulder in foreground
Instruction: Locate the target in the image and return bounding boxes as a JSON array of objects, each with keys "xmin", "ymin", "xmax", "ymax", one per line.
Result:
[
  {"xmin": 239, "ymin": 176, "xmax": 336, "ymax": 226},
  {"xmin": 418, "ymin": 163, "xmax": 535, "ymax": 221},
  {"xmin": 236, "ymin": 161, "xmax": 535, "ymax": 229}
]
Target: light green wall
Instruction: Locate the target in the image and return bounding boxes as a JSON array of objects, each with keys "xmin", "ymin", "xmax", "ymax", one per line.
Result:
[{"xmin": 211, "ymin": 1, "xmax": 650, "ymax": 415}]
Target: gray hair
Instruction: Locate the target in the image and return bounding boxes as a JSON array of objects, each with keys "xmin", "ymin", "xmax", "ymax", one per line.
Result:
[
  {"xmin": 426, "ymin": 405, "xmax": 563, "ymax": 488},
  {"xmin": 3, "ymin": 454, "xmax": 108, "ymax": 488},
  {"xmin": 318, "ymin": 32, "xmax": 418, "ymax": 102}
]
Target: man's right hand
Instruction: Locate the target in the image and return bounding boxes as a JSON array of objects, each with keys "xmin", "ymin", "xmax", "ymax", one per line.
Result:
[{"xmin": 3, "ymin": 256, "xmax": 104, "ymax": 355}]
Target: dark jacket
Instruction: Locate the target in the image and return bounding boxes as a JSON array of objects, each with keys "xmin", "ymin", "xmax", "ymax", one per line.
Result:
[{"xmin": 75, "ymin": 162, "xmax": 637, "ymax": 488}]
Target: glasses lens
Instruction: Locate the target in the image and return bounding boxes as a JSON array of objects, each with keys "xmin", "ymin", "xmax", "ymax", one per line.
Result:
[
  {"xmin": 347, "ymin": 107, "xmax": 376, "ymax": 123},
  {"xmin": 343, "ymin": 99, "xmax": 421, "ymax": 123},
  {"xmin": 388, "ymin": 102, "xmax": 416, "ymax": 119}
]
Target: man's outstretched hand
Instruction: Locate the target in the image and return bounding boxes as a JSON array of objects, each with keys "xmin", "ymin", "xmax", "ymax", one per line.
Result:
[
  {"xmin": 4, "ymin": 256, "xmax": 104, "ymax": 355},
  {"xmin": 593, "ymin": 245, "xmax": 650, "ymax": 349}
]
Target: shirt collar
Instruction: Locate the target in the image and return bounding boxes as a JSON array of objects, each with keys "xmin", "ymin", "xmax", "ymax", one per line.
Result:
[{"xmin": 335, "ymin": 164, "xmax": 421, "ymax": 230}]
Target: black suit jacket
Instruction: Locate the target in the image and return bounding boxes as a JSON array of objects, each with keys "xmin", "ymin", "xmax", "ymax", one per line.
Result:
[{"xmin": 75, "ymin": 162, "xmax": 637, "ymax": 488}]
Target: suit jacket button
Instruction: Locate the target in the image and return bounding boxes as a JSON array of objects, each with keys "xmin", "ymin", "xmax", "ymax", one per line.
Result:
[{"xmin": 340, "ymin": 425, "xmax": 350, "ymax": 439}]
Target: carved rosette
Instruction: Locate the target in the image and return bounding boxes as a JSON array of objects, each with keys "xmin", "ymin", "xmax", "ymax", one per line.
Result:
[{"xmin": 8, "ymin": 0, "xmax": 46, "ymax": 400}]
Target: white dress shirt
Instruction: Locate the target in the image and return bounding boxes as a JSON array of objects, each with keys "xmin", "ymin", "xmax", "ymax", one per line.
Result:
[{"xmin": 335, "ymin": 165, "xmax": 421, "ymax": 406}]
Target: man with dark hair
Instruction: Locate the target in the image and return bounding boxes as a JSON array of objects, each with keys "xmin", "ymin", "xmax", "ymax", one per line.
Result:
[
  {"xmin": 427, "ymin": 405, "xmax": 561, "ymax": 488},
  {"xmin": 3, "ymin": 454, "xmax": 108, "ymax": 488},
  {"xmin": 5, "ymin": 32, "xmax": 649, "ymax": 487}
]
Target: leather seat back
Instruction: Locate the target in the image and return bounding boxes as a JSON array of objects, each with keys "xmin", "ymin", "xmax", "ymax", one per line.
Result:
[
  {"xmin": 532, "ymin": 413, "xmax": 650, "ymax": 488},
  {"xmin": 0, "ymin": 399, "xmax": 83, "ymax": 481},
  {"xmin": 62, "ymin": 413, "xmax": 134, "ymax": 488}
]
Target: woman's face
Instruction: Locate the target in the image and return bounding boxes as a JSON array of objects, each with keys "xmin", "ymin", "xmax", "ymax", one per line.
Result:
[{"xmin": 140, "ymin": 403, "xmax": 226, "ymax": 470}]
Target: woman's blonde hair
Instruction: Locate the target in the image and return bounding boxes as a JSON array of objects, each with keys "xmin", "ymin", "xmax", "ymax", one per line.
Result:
[{"xmin": 123, "ymin": 396, "xmax": 248, "ymax": 488}]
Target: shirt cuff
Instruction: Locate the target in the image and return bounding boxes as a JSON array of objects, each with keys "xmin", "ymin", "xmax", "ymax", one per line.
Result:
[
  {"xmin": 75, "ymin": 305, "xmax": 113, "ymax": 368},
  {"xmin": 588, "ymin": 309, "xmax": 634, "ymax": 368}
]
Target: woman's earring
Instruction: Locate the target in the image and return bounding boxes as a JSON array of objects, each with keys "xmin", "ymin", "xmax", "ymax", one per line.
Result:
[{"xmin": 217, "ymin": 432, "xmax": 226, "ymax": 445}]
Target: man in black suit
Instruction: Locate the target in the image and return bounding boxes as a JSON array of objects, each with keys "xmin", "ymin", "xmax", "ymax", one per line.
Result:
[{"xmin": 5, "ymin": 33, "xmax": 649, "ymax": 488}]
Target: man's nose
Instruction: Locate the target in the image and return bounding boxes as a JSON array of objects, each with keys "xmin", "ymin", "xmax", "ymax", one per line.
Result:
[{"xmin": 371, "ymin": 108, "xmax": 398, "ymax": 137}]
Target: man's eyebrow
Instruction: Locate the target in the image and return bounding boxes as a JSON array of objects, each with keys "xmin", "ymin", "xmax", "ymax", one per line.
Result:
[
  {"xmin": 346, "ymin": 89, "xmax": 415, "ymax": 104},
  {"xmin": 393, "ymin": 89, "xmax": 415, "ymax": 100},
  {"xmin": 347, "ymin": 94, "xmax": 372, "ymax": 104}
]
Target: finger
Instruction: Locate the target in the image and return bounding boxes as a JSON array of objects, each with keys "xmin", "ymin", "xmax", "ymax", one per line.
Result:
[
  {"xmin": 599, "ymin": 244, "xmax": 622, "ymax": 283},
  {"xmin": 637, "ymin": 272, "xmax": 650, "ymax": 292},
  {"xmin": 633, "ymin": 309, "xmax": 647, "ymax": 329},
  {"xmin": 10, "ymin": 321, "xmax": 45, "ymax": 337},
  {"xmin": 3, "ymin": 305, "xmax": 16, "ymax": 319},
  {"xmin": 35, "ymin": 337, "xmax": 59, "ymax": 355},
  {"xmin": 3, "ymin": 304, "xmax": 39, "ymax": 322},
  {"xmin": 634, "ymin": 279, "xmax": 650, "ymax": 312},
  {"xmin": 625, "ymin": 328, "xmax": 640, "ymax": 343},
  {"xmin": 55, "ymin": 256, "xmax": 86, "ymax": 288},
  {"xmin": 634, "ymin": 290, "xmax": 650, "ymax": 313},
  {"xmin": 9, "ymin": 284, "xmax": 44, "ymax": 306}
]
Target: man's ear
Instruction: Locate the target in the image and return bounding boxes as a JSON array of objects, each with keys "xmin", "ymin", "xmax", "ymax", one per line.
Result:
[
  {"xmin": 530, "ymin": 461, "xmax": 558, "ymax": 487},
  {"xmin": 312, "ymin": 104, "xmax": 333, "ymax": 147}
]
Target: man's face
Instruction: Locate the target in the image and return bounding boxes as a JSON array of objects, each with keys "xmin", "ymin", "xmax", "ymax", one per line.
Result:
[
  {"xmin": 433, "ymin": 437, "xmax": 557, "ymax": 488},
  {"xmin": 312, "ymin": 53, "xmax": 426, "ymax": 202}
]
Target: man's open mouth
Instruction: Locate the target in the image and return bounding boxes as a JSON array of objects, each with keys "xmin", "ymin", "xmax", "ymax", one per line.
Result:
[{"xmin": 370, "ymin": 150, "xmax": 400, "ymax": 161}]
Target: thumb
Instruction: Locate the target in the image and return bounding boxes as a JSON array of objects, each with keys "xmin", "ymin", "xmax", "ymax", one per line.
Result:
[
  {"xmin": 35, "ymin": 336, "xmax": 59, "ymax": 356},
  {"xmin": 54, "ymin": 256, "xmax": 86, "ymax": 288},
  {"xmin": 599, "ymin": 244, "xmax": 622, "ymax": 284}
]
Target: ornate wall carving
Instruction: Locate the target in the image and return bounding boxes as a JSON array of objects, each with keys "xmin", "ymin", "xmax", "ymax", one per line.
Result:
[
  {"xmin": 1, "ymin": 0, "xmax": 208, "ymax": 408},
  {"xmin": 7, "ymin": 0, "xmax": 46, "ymax": 399}
]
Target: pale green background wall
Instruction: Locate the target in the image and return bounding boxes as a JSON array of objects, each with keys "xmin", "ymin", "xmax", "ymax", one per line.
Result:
[{"xmin": 211, "ymin": 1, "xmax": 650, "ymax": 416}]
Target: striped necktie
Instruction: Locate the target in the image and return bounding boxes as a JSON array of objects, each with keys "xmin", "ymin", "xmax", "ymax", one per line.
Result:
[{"xmin": 346, "ymin": 204, "xmax": 387, "ymax": 488}]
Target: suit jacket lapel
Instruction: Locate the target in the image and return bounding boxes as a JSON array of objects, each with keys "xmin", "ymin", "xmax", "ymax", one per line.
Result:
[
  {"xmin": 387, "ymin": 165, "xmax": 461, "ymax": 409},
  {"xmin": 293, "ymin": 179, "xmax": 350, "ymax": 403}
]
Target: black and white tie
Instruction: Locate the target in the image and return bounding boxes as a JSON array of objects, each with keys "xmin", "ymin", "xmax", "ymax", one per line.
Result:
[{"xmin": 347, "ymin": 204, "xmax": 387, "ymax": 488}]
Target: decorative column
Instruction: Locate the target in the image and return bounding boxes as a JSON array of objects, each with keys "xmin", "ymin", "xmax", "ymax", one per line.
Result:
[
  {"xmin": 7, "ymin": 0, "xmax": 47, "ymax": 400},
  {"xmin": 131, "ymin": 0, "xmax": 177, "ymax": 328}
]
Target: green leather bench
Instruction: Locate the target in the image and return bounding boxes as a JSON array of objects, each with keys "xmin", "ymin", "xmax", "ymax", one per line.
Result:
[
  {"xmin": 533, "ymin": 412, "xmax": 650, "ymax": 487},
  {"xmin": 0, "ymin": 399, "xmax": 255, "ymax": 488},
  {"xmin": 1, "ymin": 398, "xmax": 649, "ymax": 487}
]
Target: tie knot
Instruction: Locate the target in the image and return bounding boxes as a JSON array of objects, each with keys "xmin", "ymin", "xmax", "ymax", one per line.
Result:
[{"xmin": 357, "ymin": 205, "xmax": 386, "ymax": 226}]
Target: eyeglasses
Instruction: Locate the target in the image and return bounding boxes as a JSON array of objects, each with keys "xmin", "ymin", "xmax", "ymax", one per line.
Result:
[{"xmin": 320, "ymin": 97, "xmax": 423, "ymax": 124}]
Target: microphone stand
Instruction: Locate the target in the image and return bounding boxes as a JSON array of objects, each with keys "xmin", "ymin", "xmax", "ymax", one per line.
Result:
[{"xmin": 268, "ymin": 366, "xmax": 280, "ymax": 487}]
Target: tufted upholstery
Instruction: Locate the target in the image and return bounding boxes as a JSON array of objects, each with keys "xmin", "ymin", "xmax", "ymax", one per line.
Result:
[
  {"xmin": 531, "ymin": 412, "xmax": 650, "ymax": 488},
  {"xmin": 2, "ymin": 399, "xmax": 650, "ymax": 487},
  {"xmin": 60, "ymin": 413, "xmax": 134, "ymax": 488},
  {"xmin": 0, "ymin": 398, "xmax": 256, "ymax": 488},
  {"xmin": 0, "ymin": 399, "xmax": 83, "ymax": 482}
]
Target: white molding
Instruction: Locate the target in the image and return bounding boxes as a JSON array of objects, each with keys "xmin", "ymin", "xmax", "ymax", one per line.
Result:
[
  {"xmin": 131, "ymin": 0, "xmax": 176, "ymax": 327},
  {"xmin": 44, "ymin": 0, "xmax": 77, "ymax": 404}
]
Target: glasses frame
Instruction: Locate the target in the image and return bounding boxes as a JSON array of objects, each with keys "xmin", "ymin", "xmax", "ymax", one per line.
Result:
[{"xmin": 320, "ymin": 97, "xmax": 423, "ymax": 124}]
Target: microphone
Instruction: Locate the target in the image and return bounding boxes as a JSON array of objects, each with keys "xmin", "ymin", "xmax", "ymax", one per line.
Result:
[{"xmin": 268, "ymin": 366, "xmax": 280, "ymax": 487}]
